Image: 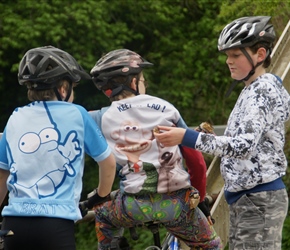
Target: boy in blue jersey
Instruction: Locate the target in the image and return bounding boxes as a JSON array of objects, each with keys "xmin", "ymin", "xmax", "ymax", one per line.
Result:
[
  {"xmin": 0, "ymin": 46, "xmax": 116, "ymax": 250},
  {"xmin": 155, "ymin": 16, "xmax": 290, "ymax": 250},
  {"xmin": 88, "ymin": 49, "xmax": 222, "ymax": 249}
]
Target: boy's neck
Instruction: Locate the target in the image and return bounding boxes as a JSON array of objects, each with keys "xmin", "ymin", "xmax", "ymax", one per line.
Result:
[{"xmin": 244, "ymin": 67, "xmax": 266, "ymax": 86}]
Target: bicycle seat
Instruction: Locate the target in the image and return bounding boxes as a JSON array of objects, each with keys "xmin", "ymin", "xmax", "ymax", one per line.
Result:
[{"xmin": 0, "ymin": 230, "xmax": 14, "ymax": 237}]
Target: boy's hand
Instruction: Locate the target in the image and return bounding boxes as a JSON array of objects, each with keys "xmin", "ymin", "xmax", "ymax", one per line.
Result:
[
  {"xmin": 153, "ymin": 126, "xmax": 186, "ymax": 147},
  {"xmin": 86, "ymin": 189, "xmax": 111, "ymax": 209}
]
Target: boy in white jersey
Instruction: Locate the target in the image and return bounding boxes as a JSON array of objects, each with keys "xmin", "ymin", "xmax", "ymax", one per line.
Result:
[
  {"xmin": 155, "ymin": 16, "xmax": 290, "ymax": 250},
  {"xmin": 0, "ymin": 46, "xmax": 116, "ymax": 250},
  {"xmin": 88, "ymin": 49, "xmax": 222, "ymax": 249}
]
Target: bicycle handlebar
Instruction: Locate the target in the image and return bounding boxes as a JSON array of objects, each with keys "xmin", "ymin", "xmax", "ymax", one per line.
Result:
[
  {"xmin": 0, "ymin": 230, "xmax": 13, "ymax": 238},
  {"xmin": 79, "ymin": 189, "xmax": 119, "ymax": 217}
]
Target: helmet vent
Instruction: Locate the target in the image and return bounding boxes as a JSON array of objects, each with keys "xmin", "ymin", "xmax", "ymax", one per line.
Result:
[
  {"xmin": 217, "ymin": 16, "xmax": 275, "ymax": 51},
  {"xmin": 18, "ymin": 46, "xmax": 90, "ymax": 86},
  {"xmin": 28, "ymin": 54, "xmax": 44, "ymax": 74}
]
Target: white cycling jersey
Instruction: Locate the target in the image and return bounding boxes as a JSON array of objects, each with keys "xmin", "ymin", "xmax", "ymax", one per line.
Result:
[{"xmin": 90, "ymin": 94, "xmax": 191, "ymax": 195}]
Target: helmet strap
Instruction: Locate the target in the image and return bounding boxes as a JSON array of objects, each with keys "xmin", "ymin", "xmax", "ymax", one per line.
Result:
[
  {"xmin": 240, "ymin": 47, "xmax": 266, "ymax": 82},
  {"xmin": 64, "ymin": 83, "xmax": 73, "ymax": 102},
  {"xmin": 109, "ymin": 84, "xmax": 138, "ymax": 98},
  {"xmin": 106, "ymin": 75, "xmax": 139, "ymax": 98},
  {"xmin": 134, "ymin": 75, "xmax": 140, "ymax": 96},
  {"xmin": 240, "ymin": 48, "xmax": 256, "ymax": 81},
  {"xmin": 53, "ymin": 80, "xmax": 73, "ymax": 102},
  {"xmin": 225, "ymin": 80, "xmax": 240, "ymax": 98},
  {"xmin": 53, "ymin": 87, "xmax": 63, "ymax": 101}
]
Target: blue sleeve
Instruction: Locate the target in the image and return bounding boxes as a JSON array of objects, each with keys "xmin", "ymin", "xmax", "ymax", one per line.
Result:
[
  {"xmin": 89, "ymin": 107, "xmax": 109, "ymax": 129},
  {"xmin": 181, "ymin": 129, "xmax": 200, "ymax": 149},
  {"xmin": 0, "ymin": 129, "xmax": 9, "ymax": 170},
  {"xmin": 273, "ymin": 74, "xmax": 283, "ymax": 84},
  {"xmin": 77, "ymin": 106, "xmax": 111, "ymax": 162},
  {"xmin": 175, "ymin": 116, "xmax": 188, "ymax": 129}
]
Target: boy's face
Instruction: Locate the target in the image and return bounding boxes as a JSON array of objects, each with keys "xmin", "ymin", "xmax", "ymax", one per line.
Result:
[{"xmin": 225, "ymin": 48, "xmax": 254, "ymax": 81}]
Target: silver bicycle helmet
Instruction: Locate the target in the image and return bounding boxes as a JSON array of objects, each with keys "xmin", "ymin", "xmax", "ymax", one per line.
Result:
[
  {"xmin": 90, "ymin": 49, "xmax": 153, "ymax": 95},
  {"xmin": 18, "ymin": 45, "xmax": 90, "ymax": 89},
  {"xmin": 218, "ymin": 16, "xmax": 276, "ymax": 96},
  {"xmin": 218, "ymin": 16, "xmax": 276, "ymax": 51}
]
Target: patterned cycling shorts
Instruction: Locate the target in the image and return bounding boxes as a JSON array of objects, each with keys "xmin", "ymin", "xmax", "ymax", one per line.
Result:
[
  {"xmin": 94, "ymin": 188, "xmax": 222, "ymax": 249},
  {"xmin": 229, "ymin": 189, "xmax": 288, "ymax": 250}
]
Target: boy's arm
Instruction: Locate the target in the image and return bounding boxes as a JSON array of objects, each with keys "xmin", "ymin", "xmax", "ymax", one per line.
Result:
[
  {"xmin": 79, "ymin": 153, "xmax": 116, "ymax": 213},
  {"xmin": 0, "ymin": 169, "xmax": 9, "ymax": 205},
  {"xmin": 97, "ymin": 153, "xmax": 116, "ymax": 197}
]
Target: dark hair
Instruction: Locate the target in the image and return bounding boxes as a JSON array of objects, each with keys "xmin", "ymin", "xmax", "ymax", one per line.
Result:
[
  {"xmin": 105, "ymin": 73, "xmax": 141, "ymax": 102},
  {"xmin": 249, "ymin": 42, "xmax": 272, "ymax": 68}
]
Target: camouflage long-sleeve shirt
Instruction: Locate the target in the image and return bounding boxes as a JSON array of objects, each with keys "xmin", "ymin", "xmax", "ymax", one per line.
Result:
[{"xmin": 183, "ymin": 73, "xmax": 290, "ymax": 194}]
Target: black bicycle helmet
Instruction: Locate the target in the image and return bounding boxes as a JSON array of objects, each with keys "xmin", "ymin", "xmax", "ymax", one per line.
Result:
[
  {"xmin": 218, "ymin": 16, "xmax": 276, "ymax": 52},
  {"xmin": 18, "ymin": 45, "xmax": 90, "ymax": 89},
  {"xmin": 90, "ymin": 49, "xmax": 153, "ymax": 97}
]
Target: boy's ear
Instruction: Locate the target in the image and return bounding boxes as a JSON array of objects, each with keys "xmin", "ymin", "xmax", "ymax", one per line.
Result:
[
  {"xmin": 130, "ymin": 77, "xmax": 137, "ymax": 90},
  {"xmin": 257, "ymin": 47, "xmax": 267, "ymax": 62},
  {"xmin": 57, "ymin": 86, "xmax": 66, "ymax": 99}
]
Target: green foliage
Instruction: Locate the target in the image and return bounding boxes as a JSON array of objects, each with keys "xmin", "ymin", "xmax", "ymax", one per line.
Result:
[
  {"xmin": 0, "ymin": 0, "xmax": 290, "ymax": 249},
  {"xmin": 1, "ymin": 0, "xmax": 288, "ymax": 128},
  {"xmin": 219, "ymin": 0, "xmax": 290, "ymax": 35},
  {"xmin": 283, "ymin": 215, "xmax": 290, "ymax": 250},
  {"xmin": 282, "ymin": 129, "xmax": 290, "ymax": 250},
  {"xmin": 75, "ymin": 222, "xmax": 98, "ymax": 250}
]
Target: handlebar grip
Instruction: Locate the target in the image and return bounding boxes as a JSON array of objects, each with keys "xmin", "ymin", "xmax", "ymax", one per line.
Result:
[{"xmin": 109, "ymin": 190, "xmax": 119, "ymax": 200}]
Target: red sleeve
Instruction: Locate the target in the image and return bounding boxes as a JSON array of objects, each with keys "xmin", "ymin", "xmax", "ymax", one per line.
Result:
[{"xmin": 180, "ymin": 146, "xmax": 207, "ymax": 201}]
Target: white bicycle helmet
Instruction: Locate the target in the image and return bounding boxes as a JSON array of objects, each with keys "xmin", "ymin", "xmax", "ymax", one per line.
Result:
[
  {"xmin": 218, "ymin": 16, "xmax": 276, "ymax": 96},
  {"xmin": 218, "ymin": 16, "xmax": 276, "ymax": 51}
]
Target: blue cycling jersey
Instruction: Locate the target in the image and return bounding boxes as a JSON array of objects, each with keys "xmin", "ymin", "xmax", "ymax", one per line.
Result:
[{"xmin": 0, "ymin": 101, "xmax": 111, "ymax": 221}]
